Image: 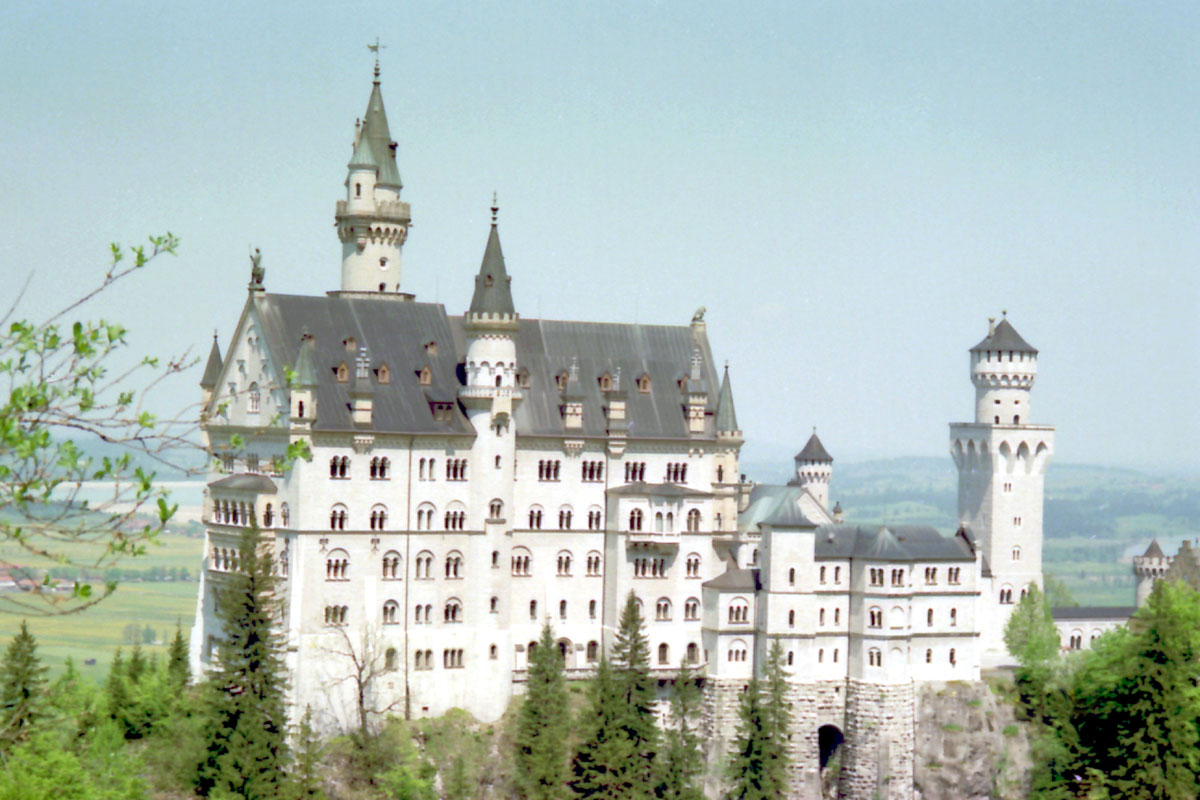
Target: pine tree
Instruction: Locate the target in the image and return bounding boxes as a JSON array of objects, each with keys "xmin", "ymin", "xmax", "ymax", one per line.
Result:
[
  {"xmin": 760, "ymin": 641, "xmax": 791, "ymax": 796},
  {"xmin": 0, "ymin": 620, "xmax": 48, "ymax": 748},
  {"xmin": 516, "ymin": 622, "xmax": 570, "ymax": 800},
  {"xmin": 127, "ymin": 641, "xmax": 147, "ymax": 684},
  {"xmin": 611, "ymin": 591, "xmax": 658, "ymax": 791},
  {"xmin": 168, "ymin": 620, "xmax": 190, "ymax": 689},
  {"xmin": 658, "ymin": 659, "xmax": 704, "ymax": 800},
  {"xmin": 286, "ymin": 705, "xmax": 327, "ymax": 800},
  {"xmin": 572, "ymin": 656, "xmax": 637, "ymax": 798},
  {"xmin": 196, "ymin": 522, "xmax": 291, "ymax": 799},
  {"xmin": 104, "ymin": 648, "xmax": 130, "ymax": 725},
  {"xmin": 725, "ymin": 678, "xmax": 769, "ymax": 800}
]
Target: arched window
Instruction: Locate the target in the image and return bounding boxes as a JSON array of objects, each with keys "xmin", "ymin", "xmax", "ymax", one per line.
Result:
[
  {"xmin": 490, "ymin": 596, "xmax": 498, "ymax": 613},
  {"xmin": 685, "ymin": 553, "xmax": 701, "ymax": 578},
  {"xmin": 819, "ymin": 608, "xmax": 825, "ymax": 626},
  {"xmin": 530, "ymin": 600, "xmax": 538, "ymax": 620},
  {"xmin": 658, "ymin": 643, "xmax": 670, "ymax": 664},
  {"xmin": 385, "ymin": 647, "xmax": 397, "ymax": 671},
  {"xmin": 729, "ymin": 597, "xmax": 749, "ymax": 624},
  {"xmin": 589, "ymin": 600, "xmax": 597, "ymax": 619},
  {"xmin": 949, "ymin": 648, "xmax": 957, "ymax": 665},
  {"xmin": 511, "ymin": 547, "xmax": 532, "ymax": 576},
  {"xmin": 559, "ymin": 600, "xmax": 568, "ymax": 619},
  {"xmin": 1012, "ymin": 546, "xmax": 1022, "ymax": 561},
  {"xmin": 369, "ymin": 504, "xmax": 388, "ymax": 531},
  {"xmin": 587, "ymin": 551, "xmax": 603, "ymax": 576},
  {"xmin": 868, "ymin": 647, "xmax": 882, "ymax": 667},
  {"xmin": 556, "ymin": 551, "xmax": 573, "ymax": 576},
  {"xmin": 558, "ymin": 506, "xmax": 573, "ymax": 530},
  {"xmin": 247, "ymin": 383, "xmax": 260, "ymax": 414},
  {"xmin": 868, "ymin": 607, "xmax": 882, "ymax": 628},
  {"xmin": 416, "ymin": 503, "xmax": 436, "ymax": 531},
  {"xmin": 325, "ymin": 549, "xmax": 349, "ymax": 581},
  {"xmin": 329, "ymin": 504, "xmax": 348, "ymax": 531},
  {"xmin": 685, "ymin": 597, "xmax": 700, "ymax": 620},
  {"xmin": 415, "ymin": 550, "xmax": 434, "ymax": 580},
  {"xmin": 786, "ymin": 651, "xmax": 794, "ymax": 666},
  {"xmin": 926, "ymin": 649, "xmax": 932, "ymax": 663},
  {"xmin": 528, "ymin": 505, "xmax": 544, "ymax": 530},
  {"xmin": 489, "ymin": 499, "xmax": 503, "ymax": 520},
  {"xmin": 728, "ymin": 639, "xmax": 747, "ymax": 663},
  {"xmin": 445, "ymin": 551, "xmax": 464, "ymax": 579},
  {"xmin": 444, "ymin": 598, "xmax": 463, "ymax": 623},
  {"xmin": 788, "ymin": 610, "xmax": 795, "ymax": 627},
  {"xmin": 655, "ymin": 511, "xmax": 664, "ymax": 532},
  {"xmin": 656, "ymin": 598, "xmax": 672, "ymax": 621},
  {"xmin": 686, "ymin": 642, "xmax": 698, "ymax": 664},
  {"xmin": 788, "ymin": 567, "xmax": 795, "ymax": 586},
  {"xmin": 381, "ymin": 550, "xmax": 401, "ymax": 579},
  {"xmin": 950, "ymin": 608, "xmax": 958, "ymax": 626},
  {"xmin": 382, "ymin": 600, "xmax": 399, "ymax": 624},
  {"xmin": 686, "ymin": 509, "xmax": 701, "ymax": 532},
  {"xmin": 280, "ymin": 502, "xmax": 289, "ymax": 527},
  {"xmin": 819, "ymin": 565, "xmax": 826, "ymax": 584},
  {"xmin": 891, "ymin": 606, "xmax": 906, "ymax": 629},
  {"xmin": 263, "ymin": 503, "xmax": 274, "ymax": 527},
  {"xmin": 587, "ymin": 641, "xmax": 599, "ymax": 662},
  {"xmin": 629, "ymin": 508, "xmax": 643, "ymax": 531},
  {"xmin": 927, "ymin": 608, "xmax": 934, "ymax": 626}
]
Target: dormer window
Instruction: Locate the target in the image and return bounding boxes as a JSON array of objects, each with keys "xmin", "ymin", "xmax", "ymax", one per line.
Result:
[
  {"xmin": 343, "ymin": 337, "xmax": 356, "ymax": 352},
  {"xmin": 379, "ymin": 257, "xmax": 388, "ymax": 270},
  {"xmin": 599, "ymin": 372, "xmax": 612, "ymax": 391},
  {"xmin": 556, "ymin": 371, "xmax": 568, "ymax": 391},
  {"xmin": 430, "ymin": 401, "xmax": 453, "ymax": 422},
  {"xmin": 335, "ymin": 362, "xmax": 349, "ymax": 382},
  {"xmin": 484, "ymin": 275, "xmax": 494, "ymax": 287},
  {"xmin": 376, "ymin": 363, "xmax": 390, "ymax": 384},
  {"xmin": 518, "ymin": 369, "xmax": 531, "ymax": 389},
  {"xmin": 418, "ymin": 366, "xmax": 432, "ymax": 386},
  {"xmin": 637, "ymin": 373, "xmax": 651, "ymax": 393},
  {"xmin": 424, "ymin": 341, "xmax": 438, "ymax": 356}
]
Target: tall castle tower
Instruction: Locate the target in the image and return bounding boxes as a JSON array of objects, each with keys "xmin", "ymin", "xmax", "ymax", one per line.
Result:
[
  {"xmin": 950, "ymin": 315, "xmax": 1055, "ymax": 659},
  {"xmin": 334, "ymin": 63, "xmax": 412, "ymax": 294},
  {"xmin": 793, "ymin": 431, "xmax": 833, "ymax": 510}
]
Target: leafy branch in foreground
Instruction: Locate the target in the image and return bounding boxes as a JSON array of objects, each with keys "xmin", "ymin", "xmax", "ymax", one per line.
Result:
[{"xmin": 0, "ymin": 233, "xmax": 204, "ymax": 615}]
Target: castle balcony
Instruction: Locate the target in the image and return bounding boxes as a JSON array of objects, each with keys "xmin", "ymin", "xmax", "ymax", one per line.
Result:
[
  {"xmin": 335, "ymin": 199, "xmax": 411, "ymax": 224},
  {"xmin": 625, "ymin": 530, "xmax": 681, "ymax": 550},
  {"xmin": 457, "ymin": 386, "xmax": 523, "ymax": 401}
]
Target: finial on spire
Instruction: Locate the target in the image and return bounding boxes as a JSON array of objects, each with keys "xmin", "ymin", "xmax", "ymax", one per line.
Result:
[
  {"xmin": 213, "ymin": 329, "xmax": 218, "ymax": 341},
  {"xmin": 368, "ymin": 37, "xmax": 386, "ymax": 81},
  {"xmin": 1002, "ymin": 309, "xmax": 1008, "ymax": 317},
  {"xmin": 491, "ymin": 192, "xmax": 499, "ymax": 225}
]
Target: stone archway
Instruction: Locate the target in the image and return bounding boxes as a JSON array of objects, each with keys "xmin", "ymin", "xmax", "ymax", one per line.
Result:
[
  {"xmin": 818, "ymin": 724, "xmax": 844, "ymax": 798},
  {"xmin": 557, "ymin": 638, "xmax": 575, "ymax": 669}
]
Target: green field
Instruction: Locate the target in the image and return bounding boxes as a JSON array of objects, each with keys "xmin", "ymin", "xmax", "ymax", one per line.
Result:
[{"xmin": 2, "ymin": 530, "xmax": 204, "ymax": 681}]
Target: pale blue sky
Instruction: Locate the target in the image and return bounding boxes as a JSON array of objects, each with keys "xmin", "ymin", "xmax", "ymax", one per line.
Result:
[{"xmin": 1, "ymin": 2, "xmax": 1196, "ymax": 472}]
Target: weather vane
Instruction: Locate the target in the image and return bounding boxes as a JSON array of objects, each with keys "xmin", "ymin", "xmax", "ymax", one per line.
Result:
[{"xmin": 368, "ymin": 37, "xmax": 387, "ymax": 78}]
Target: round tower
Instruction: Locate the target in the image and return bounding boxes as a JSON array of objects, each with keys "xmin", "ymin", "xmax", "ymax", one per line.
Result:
[
  {"xmin": 335, "ymin": 64, "xmax": 412, "ymax": 294},
  {"xmin": 971, "ymin": 313, "xmax": 1038, "ymax": 425},
  {"xmin": 1132, "ymin": 539, "xmax": 1169, "ymax": 607},
  {"xmin": 794, "ymin": 431, "xmax": 833, "ymax": 511}
]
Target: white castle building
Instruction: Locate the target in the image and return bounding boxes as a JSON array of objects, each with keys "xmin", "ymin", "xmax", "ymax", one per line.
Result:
[{"xmin": 191, "ymin": 69, "xmax": 1056, "ymax": 798}]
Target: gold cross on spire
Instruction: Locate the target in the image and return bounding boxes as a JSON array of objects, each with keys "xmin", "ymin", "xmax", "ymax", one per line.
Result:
[{"xmin": 368, "ymin": 37, "xmax": 387, "ymax": 79}]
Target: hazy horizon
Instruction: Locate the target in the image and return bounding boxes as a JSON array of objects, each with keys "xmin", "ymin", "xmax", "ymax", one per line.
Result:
[{"xmin": 2, "ymin": 3, "xmax": 1196, "ymax": 473}]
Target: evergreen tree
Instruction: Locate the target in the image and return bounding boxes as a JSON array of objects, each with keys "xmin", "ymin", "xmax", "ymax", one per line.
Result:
[
  {"xmin": 658, "ymin": 659, "xmax": 704, "ymax": 800},
  {"xmin": 0, "ymin": 620, "xmax": 48, "ymax": 748},
  {"xmin": 196, "ymin": 522, "xmax": 291, "ymax": 799},
  {"xmin": 725, "ymin": 678, "xmax": 769, "ymax": 800},
  {"xmin": 104, "ymin": 648, "xmax": 130, "ymax": 723},
  {"xmin": 572, "ymin": 656, "xmax": 637, "ymax": 799},
  {"xmin": 611, "ymin": 591, "xmax": 658, "ymax": 790},
  {"xmin": 516, "ymin": 622, "xmax": 570, "ymax": 800},
  {"xmin": 1003, "ymin": 584, "xmax": 1062, "ymax": 721},
  {"xmin": 127, "ymin": 641, "xmax": 147, "ymax": 684},
  {"xmin": 167, "ymin": 620, "xmax": 190, "ymax": 689},
  {"xmin": 760, "ymin": 641, "xmax": 791, "ymax": 797},
  {"xmin": 286, "ymin": 706, "xmax": 327, "ymax": 800}
]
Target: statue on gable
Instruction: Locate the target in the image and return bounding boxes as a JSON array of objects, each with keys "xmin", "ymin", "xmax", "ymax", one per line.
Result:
[
  {"xmin": 692, "ymin": 306, "xmax": 706, "ymax": 324},
  {"xmin": 249, "ymin": 247, "xmax": 265, "ymax": 289}
]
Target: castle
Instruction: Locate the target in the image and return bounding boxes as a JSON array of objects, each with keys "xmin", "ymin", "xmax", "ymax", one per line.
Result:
[{"xmin": 190, "ymin": 68, "xmax": 1057, "ymax": 798}]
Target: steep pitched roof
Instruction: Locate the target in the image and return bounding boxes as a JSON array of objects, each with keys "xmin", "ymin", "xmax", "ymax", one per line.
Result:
[
  {"xmin": 812, "ymin": 524, "xmax": 974, "ymax": 562},
  {"xmin": 715, "ymin": 365, "xmax": 739, "ymax": 432},
  {"xmin": 561, "ymin": 357, "xmax": 585, "ymax": 401},
  {"xmin": 292, "ymin": 331, "xmax": 318, "ymax": 388},
  {"xmin": 200, "ymin": 334, "xmax": 223, "ymax": 389},
  {"xmin": 970, "ymin": 318, "xmax": 1037, "ymax": 354},
  {"xmin": 795, "ymin": 432, "xmax": 833, "ymax": 463},
  {"xmin": 356, "ymin": 79, "xmax": 403, "ymax": 188},
  {"xmin": 247, "ymin": 292, "xmax": 721, "ymax": 439},
  {"xmin": 702, "ymin": 567, "xmax": 761, "ymax": 592},
  {"xmin": 1142, "ymin": 539, "xmax": 1165, "ymax": 559},
  {"xmin": 467, "ymin": 223, "xmax": 516, "ymax": 316}
]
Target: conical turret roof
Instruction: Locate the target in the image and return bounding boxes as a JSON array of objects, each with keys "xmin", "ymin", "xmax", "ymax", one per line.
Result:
[
  {"xmin": 468, "ymin": 219, "xmax": 516, "ymax": 316},
  {"xmin": 716, "ymin": 365, "xmax": 739, "ymax": 432},
  {"xmin": 293, "ymin": 330, "xmax": 318, "ymax": 389},
  {"xmin": 351, "ymin": 78, "xmax": 403, "ymax": 188},
  {"xmin": 970, "ymin": 318, "xmax": 1037, "ymax": 354},
  {"xmin": 795, "ymin": 432, "xmax": 833, "ymax": 463},
  {"xmin": 200, "ymin": 334, "xmax": 223, "ymax": 389},
  {"xmin": 1142, "ymin": 539, "xmax": 1165, "ymax": 559}
]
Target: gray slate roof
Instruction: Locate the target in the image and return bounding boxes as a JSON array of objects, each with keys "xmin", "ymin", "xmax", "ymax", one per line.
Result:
[
  {"xmin": 703, "ymin": 567, "xmax": 761, "ymax": 592},
  {"xmin": 354, "ymin": 80, "xmax": 403, "ymax": 188},
  {"xmin": 970, "ymin": 318, "xmax": 1037, "ymax": 354},
  {"xmin": 795, "ymin": 432, "xmax": 833, "ymax": 462},
  {"xmin": 715, "ymin": 366, "xmax": 738, "ymax": 432},
  {"xmin": 608, "ymin": 482, "xmax": 712, "ymax": 498},
  {"xmin": 1141, "ymin": 539, "xmax": 1165, "ymax": 559},
  {"xmin": 210, "ymin": 474, "xmax": 278, "ymax": 492},
  {"xmin": 813, "ymin": 524, "xmax": 974, "ymax": 562},
  {"xmin": 1051, "ymin": 606, "xmax": 1135, "ymax": 621},
  {"xmin": 200, "ymin": 335, "xmax": 223, "ymax": 389},
  {"xmin": 250, "ymin": 293, "xmax": 720, "ymax": 439},
  {"xmin": 467, "ymin": 224, "xmax": 516, "ymax": 316},
  {"xmin": 739, "ymin": 485, "xmax": 819, "ymax": 532}
]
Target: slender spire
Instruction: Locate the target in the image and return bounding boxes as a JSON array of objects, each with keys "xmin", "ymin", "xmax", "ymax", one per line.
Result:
[
  {"xmin": 467, "ymin": 197, "xmax": 516, "ymax": 317},
  {"xmin": 715, "ymin": 363, "xmax": 739, "ymax": 433},
  {"xmin": 795, "ymin": 431, "xmax": 833, "ymax": 463},
  {"xmin": 352, "ymin": 64, "xmax": 402, "ymax": 187},
  {"xmin": 200, "ymin": 332, "xmax": 223, "ymax": 389}
]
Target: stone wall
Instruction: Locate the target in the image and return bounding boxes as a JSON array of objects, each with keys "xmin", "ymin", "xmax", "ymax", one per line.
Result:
[{"xmin": 912, "ymin": 681, "xmax": 1031, "ymax": 800}]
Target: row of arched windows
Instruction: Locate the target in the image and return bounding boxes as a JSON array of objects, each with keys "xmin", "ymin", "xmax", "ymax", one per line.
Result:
[
  {"xmin": 624, "ymin": 462, "xmax": 647, "ymax": 482},
  {"xmin": 446, "ymin": 459, "xmax": 467, "ymax": 481},
  {"xmin": 818, "ymin": 565, "xmax": 842, "ymax": 584},
  {"xmin": 633, "ymin": 557, "xmax": 667, "ymax": 578},
  {"xmin": 664, "ymin": 463, "xmax": 688, "ymax": 483},
  {"xmin": 581, "ymin": 461, "xmax": 604, "ymax": 482},
  {"xmin": 329, "ymin": 456, "xmax": 350, "ymax": 479},
  {"xmin": 369, "ymin": 457, "xmax": 391, "ymax": 479},
  {"xmin": 537, "ymin": 460, "xmax": 562, "ymax": 481},
  {"xmin": 210, "ymin": 547, "xmax": 240, "ymax": 572},
  {"xmin": 214, "ymin": 499, "xmax": 255, "ymax": 527}
]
